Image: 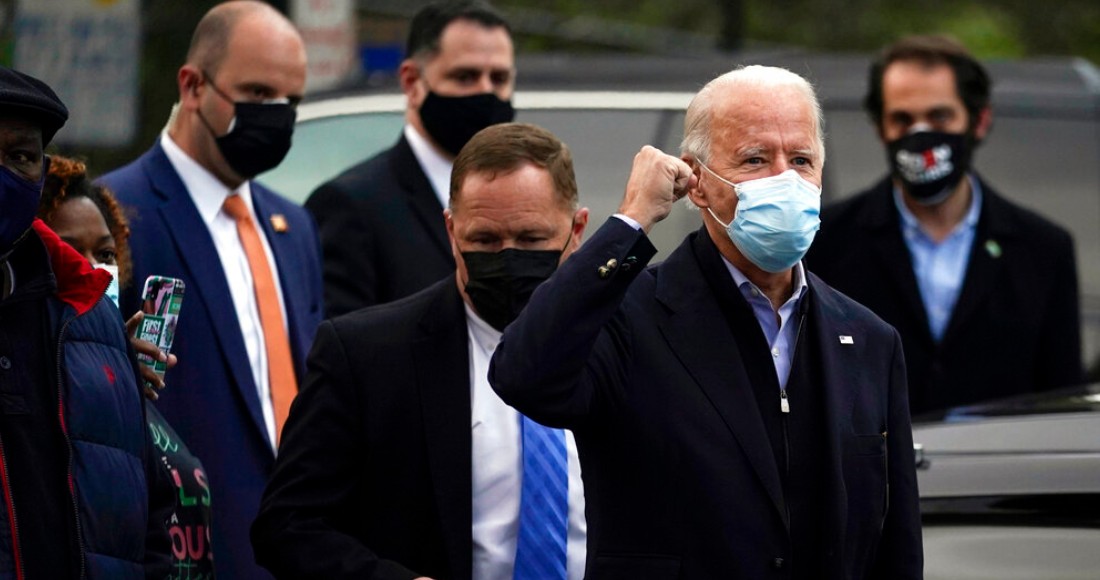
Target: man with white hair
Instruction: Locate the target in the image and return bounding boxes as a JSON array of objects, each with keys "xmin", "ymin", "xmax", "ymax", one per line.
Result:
[{"xmin": 490, "ymin": 65, "xmax": 923, "ymax": 578}]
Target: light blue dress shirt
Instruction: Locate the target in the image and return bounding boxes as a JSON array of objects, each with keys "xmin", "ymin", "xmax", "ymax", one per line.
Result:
[
  {"xmin": 894, "ymin": 175, "xmax": 982, "ymax": 342},
  {"xmin": 720, "ymin": 257, "xmax": 809, "ymax": 390}
]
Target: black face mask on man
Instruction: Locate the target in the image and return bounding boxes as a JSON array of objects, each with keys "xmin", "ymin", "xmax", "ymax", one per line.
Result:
[
  {"xmin": 461, "ymin": 247, "xmax": 561, "ymax": 332},
  {"xmin": 198, "ymin": 72, "xmax": 297, "ymax": 179},
  {"xmin": 0, "ymin": 158, "xmax": 48, "ymax": 258},
  {"xmin": 887, "ymin": 130, "xmax": 972, "ymax": 205},
  {"xmin": 419, "ymin": 90, "xmax": 515, "ymax": 157}
]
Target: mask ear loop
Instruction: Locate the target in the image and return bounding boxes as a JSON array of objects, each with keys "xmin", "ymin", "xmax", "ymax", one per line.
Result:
[
  {"xmin": 697, "ymin": 161, "xmax": 738, "ymax": 191},
  {"xmin": 560, "ymin": 213, "xmax": 578, "ymax": 253},
  {"xmin": 193, "ymin": 72, "xmax": 234, "ymax": 139},
  {"xmin": 696, "ymin": 162, "xmax": 737, "ymax": 228}
]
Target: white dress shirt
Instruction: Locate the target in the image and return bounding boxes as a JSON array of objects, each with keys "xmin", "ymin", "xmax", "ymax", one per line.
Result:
[
  {"xmin": 161, "ymin": 133, "xmax": 288, "ymax": 450},
  {"xmin": 466, "ymin": 303, "xmax": 586, "ymax": 580},
  {"xmin": 404, "ymin": 124, "xmax": 453, "ymax": 209}
]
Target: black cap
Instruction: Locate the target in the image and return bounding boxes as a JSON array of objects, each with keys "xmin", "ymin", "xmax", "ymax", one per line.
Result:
[{"xmin": 0, "ymin": 67, "xmax": 68, "ymax": 146}]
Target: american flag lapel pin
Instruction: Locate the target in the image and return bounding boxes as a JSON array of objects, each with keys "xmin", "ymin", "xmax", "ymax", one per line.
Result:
[{"xmin": 270, "ymin": 214, "xmax": 289, "ymax": 233}]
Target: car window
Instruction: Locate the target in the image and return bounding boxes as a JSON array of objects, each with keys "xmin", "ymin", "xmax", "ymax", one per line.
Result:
[{"xmin": 258, "ymin": 112, "xmax": 404, "ymax": 204}]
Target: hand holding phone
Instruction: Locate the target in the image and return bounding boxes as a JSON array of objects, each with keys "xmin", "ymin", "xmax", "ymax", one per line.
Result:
[{"xmin": 134, "ymin": 276, "xmax": 185, "ymax": 395}]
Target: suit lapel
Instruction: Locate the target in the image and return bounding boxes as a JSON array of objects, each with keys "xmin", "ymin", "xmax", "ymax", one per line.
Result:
[
  {"xmin": 942, "ymin": 183, "xmax": 1011, "ymax": 346},
  {"xmin": 806, "ymin": 277, "xmax": 860, "ymax": 554},
  {"xmin": 144, "ymin": 145, "xmax": 273, "ymax": 448},
  {"xmin": 414, "ymin": 282, "xmax": 473, "ymax": 578},
  {"xmin": 392, "ymin": 136, "xmax": 451, "ymax": 258},
  {"xmin": 860, "ymin": 182, "xmax": 934, "ymax": 345},
  {"xmin": 654, "ymin": 232, "xmax": 788, "ymax": 526}
]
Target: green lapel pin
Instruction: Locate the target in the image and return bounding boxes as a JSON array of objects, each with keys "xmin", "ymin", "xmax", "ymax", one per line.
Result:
[{"xmin": 984, "ymin": 239, "xmax": 1002, "ymax": 259}]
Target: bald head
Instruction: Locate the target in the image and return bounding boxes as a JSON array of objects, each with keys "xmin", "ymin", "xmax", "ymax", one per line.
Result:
[
  {"xmin": 171, "ymin": 0, "xmax": 305, "ymax": 188},
  {"xmin": 187, "ymin": 1, "xmax": 297, "ymax": 75}
]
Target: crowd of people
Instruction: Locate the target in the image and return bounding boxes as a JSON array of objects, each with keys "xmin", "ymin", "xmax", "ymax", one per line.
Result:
[{"xmin": 0, "ymin": 0, "xmax": 1082, "ymax": 578}]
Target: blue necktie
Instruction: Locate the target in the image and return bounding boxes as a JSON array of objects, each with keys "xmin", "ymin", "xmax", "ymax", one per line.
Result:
[{"xmin": 514, "ymin": 414, "xmax": 568, "ymax": 580}]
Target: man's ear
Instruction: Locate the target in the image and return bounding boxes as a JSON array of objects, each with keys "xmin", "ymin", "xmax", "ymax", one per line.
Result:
[
  {"xmin": 973, "ymin": 106, "xmax": 993, "ymax": 142},
  {"xmin": 681, "ymin": 156, "xmax": 708, "ymax": 208},
  {"xmin": 874, "ymin": 117, "xmax": 888, "ymax": 145},
  {"xmin": 569, "ymin": 207, "xmax": 589, "ymax": 250},
  {"xmin": 399, "ymin": 58, "xmax": 422, "ymax": 99},
  {"xmin": 178, "ymin": 66, "xmax": 203, "ymax": 110},
  {"xmin": 444, "ymin": 207, "xmax": 460, "ymax": 255}
]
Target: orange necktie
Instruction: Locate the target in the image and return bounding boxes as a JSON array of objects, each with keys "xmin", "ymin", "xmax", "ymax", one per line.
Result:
[{"xmin": 223, "ymin": 194, "xmax": 297, "ymax": 446}]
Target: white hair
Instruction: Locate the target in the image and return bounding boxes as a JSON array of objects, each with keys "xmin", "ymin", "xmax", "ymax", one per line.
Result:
[{"xmin": 680, "ymin": 65, "xmax": 825, "ymax": 165}]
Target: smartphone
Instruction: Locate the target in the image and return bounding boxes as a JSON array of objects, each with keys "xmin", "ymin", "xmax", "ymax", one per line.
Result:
[{"xmin": 135, "ymin": 276, "xmax": 185, "ymax": 379}]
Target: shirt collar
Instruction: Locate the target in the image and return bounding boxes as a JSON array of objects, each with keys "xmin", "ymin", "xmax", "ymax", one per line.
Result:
[
  {"xmin": 721, "ymin": 255, "xmax": 808, "ymax": 305},
  {"xmin": 404, "ymin": 124, "xmax": 453, "ymax": 209},
  {"xmin": 893, "ymin": 173, "xmax": 983, "ymax": 240},
  {"xmin": 160, "ymin": 132, "xmax": 254, "ymax": 226}
]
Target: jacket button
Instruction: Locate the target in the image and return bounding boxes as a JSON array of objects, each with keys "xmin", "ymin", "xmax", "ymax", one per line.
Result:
[
  {"xmin": 0, "ymin": 356, "xmax": 10, "ymax": 370},
  {"xmin": 597, "ymin": 258, "xmax": 619, "ymax": 279},
  {"xmin": 773, "ymin": 557, "xmax": 784, "ymax": 569}
]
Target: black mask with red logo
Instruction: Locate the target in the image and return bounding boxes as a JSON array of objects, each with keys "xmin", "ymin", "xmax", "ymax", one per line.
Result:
[{"xmin": 887, "ymin": 130, "xmax": 972, "ymax": 205}]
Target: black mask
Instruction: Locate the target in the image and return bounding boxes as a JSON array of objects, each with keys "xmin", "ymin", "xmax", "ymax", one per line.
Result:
[
  {"xmin": 419, "ymin": 91, "xmax": 515, "ymax": 157},
  {"xmin": 199, "ymin": 73, "xmax": 297, "ymax": 179},
  {"xmin": 205, "ymin": 102, "xmax": 296, "ymax": 179},
  {"xmin": 0, "ymin": 160, "xmax": 47, "ymax": 258},
  {"xmin": 462, "ymin": 248, "xmax": 561, "ymax": 332},
  {"xmin": 887, "ymin": 131, "xmax": 971, "ymax": 205}
]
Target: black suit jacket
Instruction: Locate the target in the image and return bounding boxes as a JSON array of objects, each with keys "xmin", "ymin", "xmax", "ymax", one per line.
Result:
[
  {"xmin": 490, "ymin": 219, "xmax": 923, "ymax": 579},
  {"xmin": 807, "ymin": 175, "xmax": 1082, "ymax": 415},
  {"xmin": 252, "ymin": 278, "xmax": 473, "ymax": 580},
  {"xmin": 305, "ymin": 135, "xmax": 455, "ymax": 317}
]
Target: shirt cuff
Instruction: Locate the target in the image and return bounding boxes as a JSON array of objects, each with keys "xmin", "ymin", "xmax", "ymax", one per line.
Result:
[{"xmin": 612, "ymin": 213, "xmax": 643, "ymax": 231}]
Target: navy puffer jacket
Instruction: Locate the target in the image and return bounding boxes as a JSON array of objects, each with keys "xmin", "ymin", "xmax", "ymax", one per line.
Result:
[{"xmin": 0, "ymin": 221, "xmax": 152, "ymax": 579}]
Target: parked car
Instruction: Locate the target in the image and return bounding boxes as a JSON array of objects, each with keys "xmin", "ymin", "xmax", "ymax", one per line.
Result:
[
  {"xmin": 259, "ymin": 50, "xmax": 1100, "ymax": 370},
  {"xmin": 916, "ymin": 386, "xmax": 1100, "ymax": 579}
]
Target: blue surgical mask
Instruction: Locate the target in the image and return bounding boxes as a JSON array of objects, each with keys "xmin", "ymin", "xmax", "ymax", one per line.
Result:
[
  {"xmin": 95, "ymin": 263, "xmax": 120, "ymax": 309},
  {"xmin": 0, "ymin": 163, "xmax": 47, "ymax": 258},
  {"xmin": 700, "ymin": 164, "xmax": 821, "ymax": 273}
]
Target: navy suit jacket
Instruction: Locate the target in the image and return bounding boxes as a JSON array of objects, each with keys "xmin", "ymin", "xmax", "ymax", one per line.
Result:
[
  {"xmin": 253, "ymin": 277, "xmax": 475, "ymax": 579},
  {"xmin": 305, "ymin": 134, "xmax": 454, "ymax": 317},
  {"xmin": 806, "ymin": 175, "xmax": 1082, "ymax": 415},
  {"xmin": 490, "ymin": 219, "xmax": 922, "ymax": 579},
  {"xmin": 99, "ymin": 143, "xmax": 324, "ymax": 580}
]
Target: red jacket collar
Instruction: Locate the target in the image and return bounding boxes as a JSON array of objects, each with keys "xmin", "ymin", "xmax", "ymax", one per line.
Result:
[{"xmin": 31, "ymin": 219, "xmax": 109, "ymax": 315}]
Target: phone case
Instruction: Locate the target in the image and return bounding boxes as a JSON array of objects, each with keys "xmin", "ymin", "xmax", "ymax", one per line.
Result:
[{"xmin": 135, "ymin": 276, "xmax": 185, "ymax": 378}]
